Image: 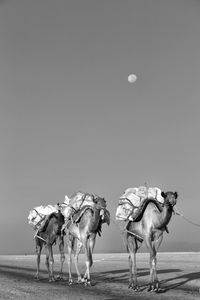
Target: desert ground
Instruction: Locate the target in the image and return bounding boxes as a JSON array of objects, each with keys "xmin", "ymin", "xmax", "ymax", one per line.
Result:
[{"xmin": 0, "ymin": 252, "xmax": 200, "ymax": 300}]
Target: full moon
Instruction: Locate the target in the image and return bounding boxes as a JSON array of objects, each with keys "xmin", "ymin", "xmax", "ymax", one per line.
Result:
[{"xmin": 128, "ymin": 74, "xmax": 137, "ymax": 83}]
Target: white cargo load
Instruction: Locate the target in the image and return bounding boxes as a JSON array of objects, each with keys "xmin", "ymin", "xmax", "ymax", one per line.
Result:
[{"xmin": 116, "ymin": 186, "xmax": 164, "ymax": 221}]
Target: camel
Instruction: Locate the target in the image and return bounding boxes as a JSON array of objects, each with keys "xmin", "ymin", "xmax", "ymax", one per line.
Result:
[
  {"xmin": 125, "ymin": 191, "xmax": 178, "ymax": 292},
  {"xmin": 34, "ymin": 210, "xmax": 65, "ymax": 282},
  {"xmin": 65, "ymin": 196, "xmax": 110, "ymax": 285}
]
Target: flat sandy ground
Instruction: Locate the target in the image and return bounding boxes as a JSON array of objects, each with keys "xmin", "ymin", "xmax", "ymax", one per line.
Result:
[{"xmin": 0, "ymin": 252, "xmax": 200, "ymax": 300}]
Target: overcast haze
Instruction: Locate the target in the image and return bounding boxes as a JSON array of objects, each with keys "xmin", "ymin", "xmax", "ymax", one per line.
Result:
[{"xmin": 1, "ymin": 0, "xmax": 200, "ymax": 254}]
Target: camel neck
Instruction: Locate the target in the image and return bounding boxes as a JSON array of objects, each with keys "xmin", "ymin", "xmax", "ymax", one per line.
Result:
[
  {"xmin": 90, "ymin": 207, "xmax": 101, "ymax": 231},
  {"xmin": 93, "ymin": 206, "xmax": 101, "ymax": 218},
  {"xmin": 160, "ymin": 200, "xmax": 173, "ymax": 227}
]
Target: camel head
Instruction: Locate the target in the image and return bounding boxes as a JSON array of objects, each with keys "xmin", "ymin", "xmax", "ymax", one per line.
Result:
[
  {"xmin": 161, "ymin": 191, "xmax": 178, "ymax": 207},
  {"xmin": 94, "ymin": 196, "xmax": 107, "ymax": 210},
  {"xmin": 94, "ymin": 197, "xmax": 110, "ymax": 226}
]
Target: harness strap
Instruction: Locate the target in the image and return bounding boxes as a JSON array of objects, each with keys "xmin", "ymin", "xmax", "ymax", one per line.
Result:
[
  {"xmin": 79, "ymin": 193, "xmax": 87, "ymax": 208},
  {"xmin": 118, "ymin": 198, "xmax": 138, "ymax": 220},
  {"xmin": 120, "ymin": 197, "xmax": 137, "ymax": 208},
  {"xmin": 125, "ymin": 229, "xmax": 143, "ymax": 242},
  {"xmin": 34, "ymin": 234, "xmax": 47, "ymax": 243},
  {"xmin": 111, "ymin": 218, "xmax": 143, "ymax": 245},
  {"xmin": 60, "ymin": 202, "xmax": 68, "ymax": 206},
  {"xmin": 33, "ymin": 208, "xmax": 44, "ymax": 219}
]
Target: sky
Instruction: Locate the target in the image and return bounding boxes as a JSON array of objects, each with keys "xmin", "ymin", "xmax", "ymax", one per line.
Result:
[{"xmin": 1, "ymin": 0, "xmax": 200, "ymax": 254}]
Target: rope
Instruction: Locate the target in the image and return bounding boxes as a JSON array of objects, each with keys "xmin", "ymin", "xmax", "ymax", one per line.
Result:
[
  {"xmin": 111, "ymin": 218, "xmax": 143, "ymax": 243},
  {"xmin": 34, "ymin": 233, "xmax": 47, "ymax": 243},
  {"xmin": 33, "ymin": 208, "xmax": 44, "ymax": 219},
  {"xmin": 175, "ymin": 210, "xmax": 200, "ymax": 228}
]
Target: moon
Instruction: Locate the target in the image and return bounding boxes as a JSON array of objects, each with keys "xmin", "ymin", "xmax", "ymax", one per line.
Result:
[{"xmin": 128, "ymin": 74, "xmax": 137, "ymax": 83}]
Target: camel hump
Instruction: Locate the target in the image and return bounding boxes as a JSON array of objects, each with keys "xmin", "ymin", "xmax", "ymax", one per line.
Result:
[{"xmin": 132, "ymin": 198, "xmax": 163, "ymax": 222}]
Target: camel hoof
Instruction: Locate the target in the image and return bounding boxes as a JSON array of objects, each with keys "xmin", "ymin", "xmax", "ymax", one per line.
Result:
[
  {"xmin": 154, "ymin": 286, "xmax": 163, "ymax": 293},
  {"xmin": 83, "ymin": 278, "xmax": 91, "ymax": 286},
  {"xmin": 147, "ymin": 283, "xmax": 161, "ymax": 292},
  {"xmin": 56, "ymin": 275, "xmax": 63, "ymax": 281},
  {"xmin": 128, "ymin": 284, "xmax": 140, "ymax": 292},
  {"xmin": 77, "ymin": 278, "xmax": 83, "ymax": 284},
  {"xmin": 133, "ymin": 287, "xmax": 141, "ymax": 292},
  {"xmin": 84, "ymin": 280, "xmax": 91, "ymax": 286},
  {"xmin": 147, "ymin": 285, "xmax": 154, "ymax": 292},
  {"xmin": 49, "ymin": 277, "xmax": 55, "ymax": 282},
  {"xmin": 68, "ymin": 279, "xmax": 73, "ymax": 286},
  {"xmin": 34, "ymin": 276, "xmax": 39, "ymax": 281}
]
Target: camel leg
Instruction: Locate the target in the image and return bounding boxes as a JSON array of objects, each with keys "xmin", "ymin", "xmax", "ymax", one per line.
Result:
[
  {"xmin": 35, "ymin": 240, "xmax": 43, "ymax": 280},
  {"xmin": 83, "ymin": 235, "xmax": 95, "ymax": 286},
  {"xmin": 57, "ymin": 236, "xmax": 65, "ymax": 280},
  {"xmin": 66, "ymin": 236, "xmax": 74, "ymax": 285},
  {"xmin": 151, "ymin": 233, "xmax": 163, "ymax": 291},
  {"xmin": 45, "ymin": 245, "xmax": 50, "ymax": 279},
  {"xmin": 49, "ymin": 245, "xmax": 55, "ymax": 282},
  {"xmin": 145, "ymin": 236, "xmax": 155, "ymax": 291},
  {"xmin": 74, "ymin": 239, "xmax": 83, "ymax": 283},
  {"xmin": 145, "ymin": 233, "xmax": 163, "ymax": 292},
  {"xmin": 127, "ymin": 235, "xmax": 142, "ymax": 291},
  {"xmin": 45, "ymin": 245, "xmax": 55, "ymax": 282}
]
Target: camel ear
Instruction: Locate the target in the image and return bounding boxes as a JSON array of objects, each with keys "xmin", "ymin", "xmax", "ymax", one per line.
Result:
[
  {"xmin": 161, "ymin": 191, "xmax": 166, "ymax": 198},
  {"xmin": 174, "ymin": 192, "xmax": 178, "ymax": 199}
]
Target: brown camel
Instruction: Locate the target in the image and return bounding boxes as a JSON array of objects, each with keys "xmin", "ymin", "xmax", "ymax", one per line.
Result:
[
  {"xmin": 34, "ymin": 210, "xmax": 65, "ymax": 282},
  {"xmin": 126, "ymin": 191, "xmax": 178, "ymax": 292},
  {"xmin": 66, "ymin": 196, "xmax": 110, "ymax": 285}
]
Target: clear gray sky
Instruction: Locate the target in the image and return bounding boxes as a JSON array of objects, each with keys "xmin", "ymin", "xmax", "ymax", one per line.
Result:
[{"xmin": 1, "ymin": 0, "xmax": 200, "ymax": 254}]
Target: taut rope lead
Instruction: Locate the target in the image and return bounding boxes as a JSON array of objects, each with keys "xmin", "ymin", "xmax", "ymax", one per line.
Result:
[{"xmin": 175, "ymin": 209, "xmax": 200, "ymax": 228}]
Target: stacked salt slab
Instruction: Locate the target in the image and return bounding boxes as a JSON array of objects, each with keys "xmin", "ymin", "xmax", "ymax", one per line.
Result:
[
  {"xmin": 61, "ymin": 191, "xmax": 96, "ymax": 219},
  {"xmin": 28, "ymin": 204, "xmax": 59, "ymax": 228},
  {"xmin": 69, "ymin": 191, "xmax": 95, "ymax": 209},
  {"xmin": 28, "ymin": 192, "xmax": 97, "ymax": 229},
  {"xmin": 116, "ymin": 186, "xmax": 164, "ymax": 221}
]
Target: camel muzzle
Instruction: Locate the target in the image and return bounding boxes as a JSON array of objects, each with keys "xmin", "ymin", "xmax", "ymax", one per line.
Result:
[{"xmin": 170, "ymin": 198, "xmax": 177, "ymax": 207}]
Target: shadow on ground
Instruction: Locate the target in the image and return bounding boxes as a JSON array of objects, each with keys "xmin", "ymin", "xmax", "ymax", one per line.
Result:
[
  {"xmin": 161, "ymin": 271, "xmax": 200, "ymax": 292},
  {"xmin": 0, "ymin": 263, "xmax": 199, "ymax": 293}
]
